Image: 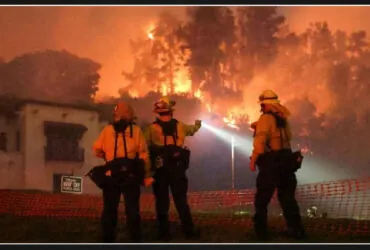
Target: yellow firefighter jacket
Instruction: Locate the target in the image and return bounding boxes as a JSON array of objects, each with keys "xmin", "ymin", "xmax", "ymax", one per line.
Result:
[
  {"xmin": 144, "ymin": 120, "xmax": 201, "ymax": 147},
  {"xmin": 252, "ymin": 112, "xmax": 293, "ymax": 159},
  {"xmin": 93, "ymin": 124, "xmax": 151, "ymax": 178}
]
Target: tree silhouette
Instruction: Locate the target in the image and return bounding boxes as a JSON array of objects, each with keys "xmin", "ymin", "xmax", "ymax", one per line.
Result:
[
  {"xmin": 179, "ymin": 7, "xmax": 236, "ymax": 96},
  {"xmin": 237, "ymin": 7, "xmax": 285, "ymax": 70},
  {"xmin": 151, "ymin": 11, "xmax": 185, "ymax": 94},
  {"xmin": 0, "ymin": 50, "xmax": 100, "ymax": 104}
]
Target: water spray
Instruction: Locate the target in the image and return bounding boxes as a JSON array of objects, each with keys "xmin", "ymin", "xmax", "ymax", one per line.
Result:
[{"xmin": 202, "ymin": 117, "xmax": 254, "ymax": 189}]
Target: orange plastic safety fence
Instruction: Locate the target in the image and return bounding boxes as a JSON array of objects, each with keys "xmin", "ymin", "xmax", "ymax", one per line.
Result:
[{"xmin": 0, "ymin": 177, "xmax": 369, "ymax": 236}]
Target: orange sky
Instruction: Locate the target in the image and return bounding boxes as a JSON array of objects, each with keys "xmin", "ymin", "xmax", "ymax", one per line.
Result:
[{"xmin": 0, "ymin": 6, "xmax": 369, "ymax": 98}]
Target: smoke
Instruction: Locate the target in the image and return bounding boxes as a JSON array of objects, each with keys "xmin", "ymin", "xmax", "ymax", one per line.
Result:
[
  {"xmin": 240, "ymin": 6, "xmax": 370, "ymax": 122},
  {"xmin": 0, "ymin": 6, "xmax": 186, "ymax": 98},
  {"xmin": 240, "ymin": 54, "xmax": 336, "ymax": 121},
  {"xmin": 280, "ymin": 6, "xmax": 370, "ymax": 34},
  {"xmin": 1, "ymin": 6, "xmax": 369, "ymax": 189}
]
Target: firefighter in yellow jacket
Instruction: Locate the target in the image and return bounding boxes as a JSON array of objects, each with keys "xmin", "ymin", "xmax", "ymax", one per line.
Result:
[
  {"xmin": 145, "ymin": 97, "xmax": 201, "ymax": 241},
  {"xmin": 92, "ymin": 101, "xmax": 154, "ymax": 243},
  {"xmin": 250, "ymin": 90, "xmax": 305, "ymax": 240}
]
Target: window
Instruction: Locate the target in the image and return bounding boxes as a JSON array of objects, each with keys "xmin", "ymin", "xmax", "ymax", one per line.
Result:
[
  {"xmin": 16, "ymin": 131, "xmax": 20, "ymax": 152},
  {"xmin": 44, "ymin": 122, "xmax": 87, "ymax": 162},
  {"xmin": 0, "ymin": 132, "xmax": 7, "ymax": 152}
]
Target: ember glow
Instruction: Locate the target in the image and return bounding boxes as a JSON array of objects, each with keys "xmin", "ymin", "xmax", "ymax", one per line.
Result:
[
  {"xmin": 123, "ymin": 17, "xmax": 339, "ymax": 158},
  {"xmin": 147, "ymin": 23, "xmax": 155, "ymax": 40},
  {"xmin": 147, "ymin": 32, "xmax": 154, "ymax": 40},
  {"xmin": 223, "ymin": 117, "xmax": 240, "ymax": 131},
  {"xmin": 125, "ymin": 23, "xmax": 258, "ymax": 131},
  {"xmin": 173, "ymin": 69, "xmax": 192, "ymax": 94}
]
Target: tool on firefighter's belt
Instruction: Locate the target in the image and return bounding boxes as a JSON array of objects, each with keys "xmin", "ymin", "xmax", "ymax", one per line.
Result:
[
  {"xmin": 279, "ymin": 124, "xmax": 304, "ymax": 172},
  {"xmin": 255, "ymin": 112, "xmax": 303, "ymax": 172},
  {"xmin": 149, "ymin": 119, "xmax": 191, "ymax": 173},
  {"xmin": 87, "ymin": 123, "xmax": 145, "ymax": 189}
]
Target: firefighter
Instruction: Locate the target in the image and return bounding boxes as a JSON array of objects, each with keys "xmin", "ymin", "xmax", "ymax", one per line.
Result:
[
  {"xmin": 249, "ymin": 90, "xmax": 305, "ymax": 240},
  {"xmin": 92, "ymin": 101, "xmax": 154, "ymax": 243},
  {"xmin": 145, "ymin": 97, "xmax": 201, "ymax": 241}
]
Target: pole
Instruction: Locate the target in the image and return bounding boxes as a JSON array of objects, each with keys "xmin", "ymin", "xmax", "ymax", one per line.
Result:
[{"xmin": 231, "ymin": 136, "xmax": 235, "ymax": 190}]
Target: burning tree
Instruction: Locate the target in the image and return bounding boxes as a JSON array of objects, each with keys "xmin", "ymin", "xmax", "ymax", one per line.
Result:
[
  {"xmin": 117, "ymin": 7, "xmax": 370, "ymax": 172},
  {"xmin": 122, "ymin": 12, "xmax": 190, "ymax": 97},
  {"xmin": 237, "ymin": 7, "xmax": 285, "ymax": 74},
  {"xmin": 150, "ymin": 11, "xmax": 188, "ymax": 95},
  {"xmin": 179, "ymin": 7, "xmax": 237, "ymax": 98},
  {"xmin": 121, "ymin": 37, "xmax": 160, "ymax": 97}
]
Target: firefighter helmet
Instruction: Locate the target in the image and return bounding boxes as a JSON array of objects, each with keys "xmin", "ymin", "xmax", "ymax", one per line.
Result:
[
  {"xmin": 153, "ymin": 97, "xmax": 176, "ymax": 113},
  {"xmin": 113, "ymin": 101, "xmax": 136, "ymax": 121},
  {"xmin": 258, "ymin": 90, "xmax": 280, "ymax": 104}
]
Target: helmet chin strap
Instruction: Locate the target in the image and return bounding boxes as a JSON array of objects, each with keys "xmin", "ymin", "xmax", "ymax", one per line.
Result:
[{"xmin": 260, "ymin": 104, "xmax": 266, "ymax": 113}]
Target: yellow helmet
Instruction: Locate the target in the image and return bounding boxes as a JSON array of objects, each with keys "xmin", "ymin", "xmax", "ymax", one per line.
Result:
[
  {"xmin": 113, "ymin": 101, "xmax": 136, "ymax": 121},
  {"xmin": 258, "ymin": 90, "xmax": 280, "ymax": 104},
  {"xmin": 153, "ymin": 97, "xmax": 176, "ymax": 113}
]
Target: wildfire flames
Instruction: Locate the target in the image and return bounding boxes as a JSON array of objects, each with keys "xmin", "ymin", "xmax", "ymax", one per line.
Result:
[
  {"xmin": 125, "ymin": 23, "xmax": 312, "ymax": 155},
  {"xmin": 223, "ymin": 117, "xmax": 240, "ymax": 131},
  {"xmin": 147, "ymin": 31, "xmax": 154, "ymax": 40},
  {"xmin": 127, "ymin": 24, "xmax": 249, "ymax": 128}
]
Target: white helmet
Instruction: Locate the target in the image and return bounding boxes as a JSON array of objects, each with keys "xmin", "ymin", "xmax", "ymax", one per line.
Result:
[{"xmin": 258, "ymin": 90, "xmax": 280, "ymax": 104}]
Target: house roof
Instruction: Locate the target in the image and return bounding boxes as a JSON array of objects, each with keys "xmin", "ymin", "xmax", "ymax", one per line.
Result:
[
  {"xmin": 20, "ymin": 98, "xmax": 99, "ymax": 112},
  {"xmin": 0, "ymin": 95, "xmax": 100, "ymax": 116}
]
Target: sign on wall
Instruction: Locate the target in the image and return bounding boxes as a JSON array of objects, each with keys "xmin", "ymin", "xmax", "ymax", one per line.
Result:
[{"xmin": 61, "ymin": 176, "xmax": 83, "ymax": 194}]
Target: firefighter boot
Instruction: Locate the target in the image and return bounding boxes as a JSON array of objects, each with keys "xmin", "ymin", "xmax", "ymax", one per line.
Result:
[{"xmin": 156, "ymin": 215, "xmax": 172, "ymax": 241}]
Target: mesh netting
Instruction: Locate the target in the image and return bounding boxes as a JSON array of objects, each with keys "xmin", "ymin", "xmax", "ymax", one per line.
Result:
[{"xmin": 0, "ymin": 177, "xmax": 369, "ymax": 242}]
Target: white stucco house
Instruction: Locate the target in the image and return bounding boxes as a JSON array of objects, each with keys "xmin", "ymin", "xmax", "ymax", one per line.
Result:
[{"xmin": 0, "ymin": 96, "xmax": 108, "ymax": 195}]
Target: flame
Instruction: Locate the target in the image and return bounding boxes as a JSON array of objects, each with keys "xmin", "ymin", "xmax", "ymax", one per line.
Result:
[
  {"xmin": 173, "ymin": 69, "xmax": 192, "ymax": 93},
  {"xmin": 146, "ymin": 23, "xmax": 155, "ymax": 40},
  {"xmin": 125, "ymin": 23, "xmax": 259, "ymax": 130},
  {"xmin": 194, "ymin": 89, "xmax": 202, "ymax": 99},
  {"xmin": 161, "ymin": 84, "xmax": 168, "ymax": 96},
  {"xmin": 148, "ymin": 32, "xmax": 154, "ymax": 40},
  {"xmin": 128, "ymin": 90, "xmax": 139, "ymax": 98},
  {"xmin": 223, "ymin": 116, "xmax": 240, "ymax": 130},
  {"xmin": 206, "ymin": 103, "xmax": 212, "ymax": 112},
  {"xmin": 223, "ymin": 116, "xmax": 236, "ymax": 125}
]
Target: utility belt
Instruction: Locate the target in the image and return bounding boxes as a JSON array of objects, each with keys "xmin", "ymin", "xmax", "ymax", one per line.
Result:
[
  {"xmin": 150, "ymin": 144, "xmax": 191, "ymax": 173},
  {"xmin": 255, "ymin": 112, "xmax": 304, "ymax": 173},
  {"xmin": 87, "ymin": 123, "xmax": 145, "ymax": 189},
  {"xmin": 256, "ymin": 148, "xmax": 304, "ymax": 173},
  {"xmin": 87, "ymin": 157, "xmax": 145, "ymax": 189},
  {"xmin": 149, "ymin": 119, "xmax": 191, "ymax": 175}
]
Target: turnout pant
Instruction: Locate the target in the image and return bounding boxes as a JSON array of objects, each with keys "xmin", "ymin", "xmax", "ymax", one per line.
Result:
[
  {"xmin": 253, "ymin": 154, "xmax": 303, "ymax": 236},
  {"xmin": 152, "ymin": 168, "xmax": 195, "ymax": 234},
  {"xmin": 101, "ymin": 183, "xmax": 141, "ymax": 242}
]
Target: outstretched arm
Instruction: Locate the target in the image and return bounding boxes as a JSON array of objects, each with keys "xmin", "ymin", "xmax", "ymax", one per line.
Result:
[{"xmin": 182, "ymin": 120, "xmax": 202, "ymax": 136}]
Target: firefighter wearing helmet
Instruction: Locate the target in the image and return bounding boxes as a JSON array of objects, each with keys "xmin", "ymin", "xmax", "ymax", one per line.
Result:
[
  {"xmin": 144, "ymin": 97, "xmax": 201, "ymax": 241},
  {"xmin": 90, "ymin": 101, "xmax": 154, "ymax": 243},
  {"xmin": 250, "ymin": 90, "xmax": 305, "ymax": 240}
]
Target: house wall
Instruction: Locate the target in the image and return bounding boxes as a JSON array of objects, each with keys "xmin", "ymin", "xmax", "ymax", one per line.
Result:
[
  {"xmin": 0, "ymin": 115, "xmax": 24, "ymax": 189},
  {"xmin": 20, "ymin": 103, "xmax": 107, "ymax": 194}
]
